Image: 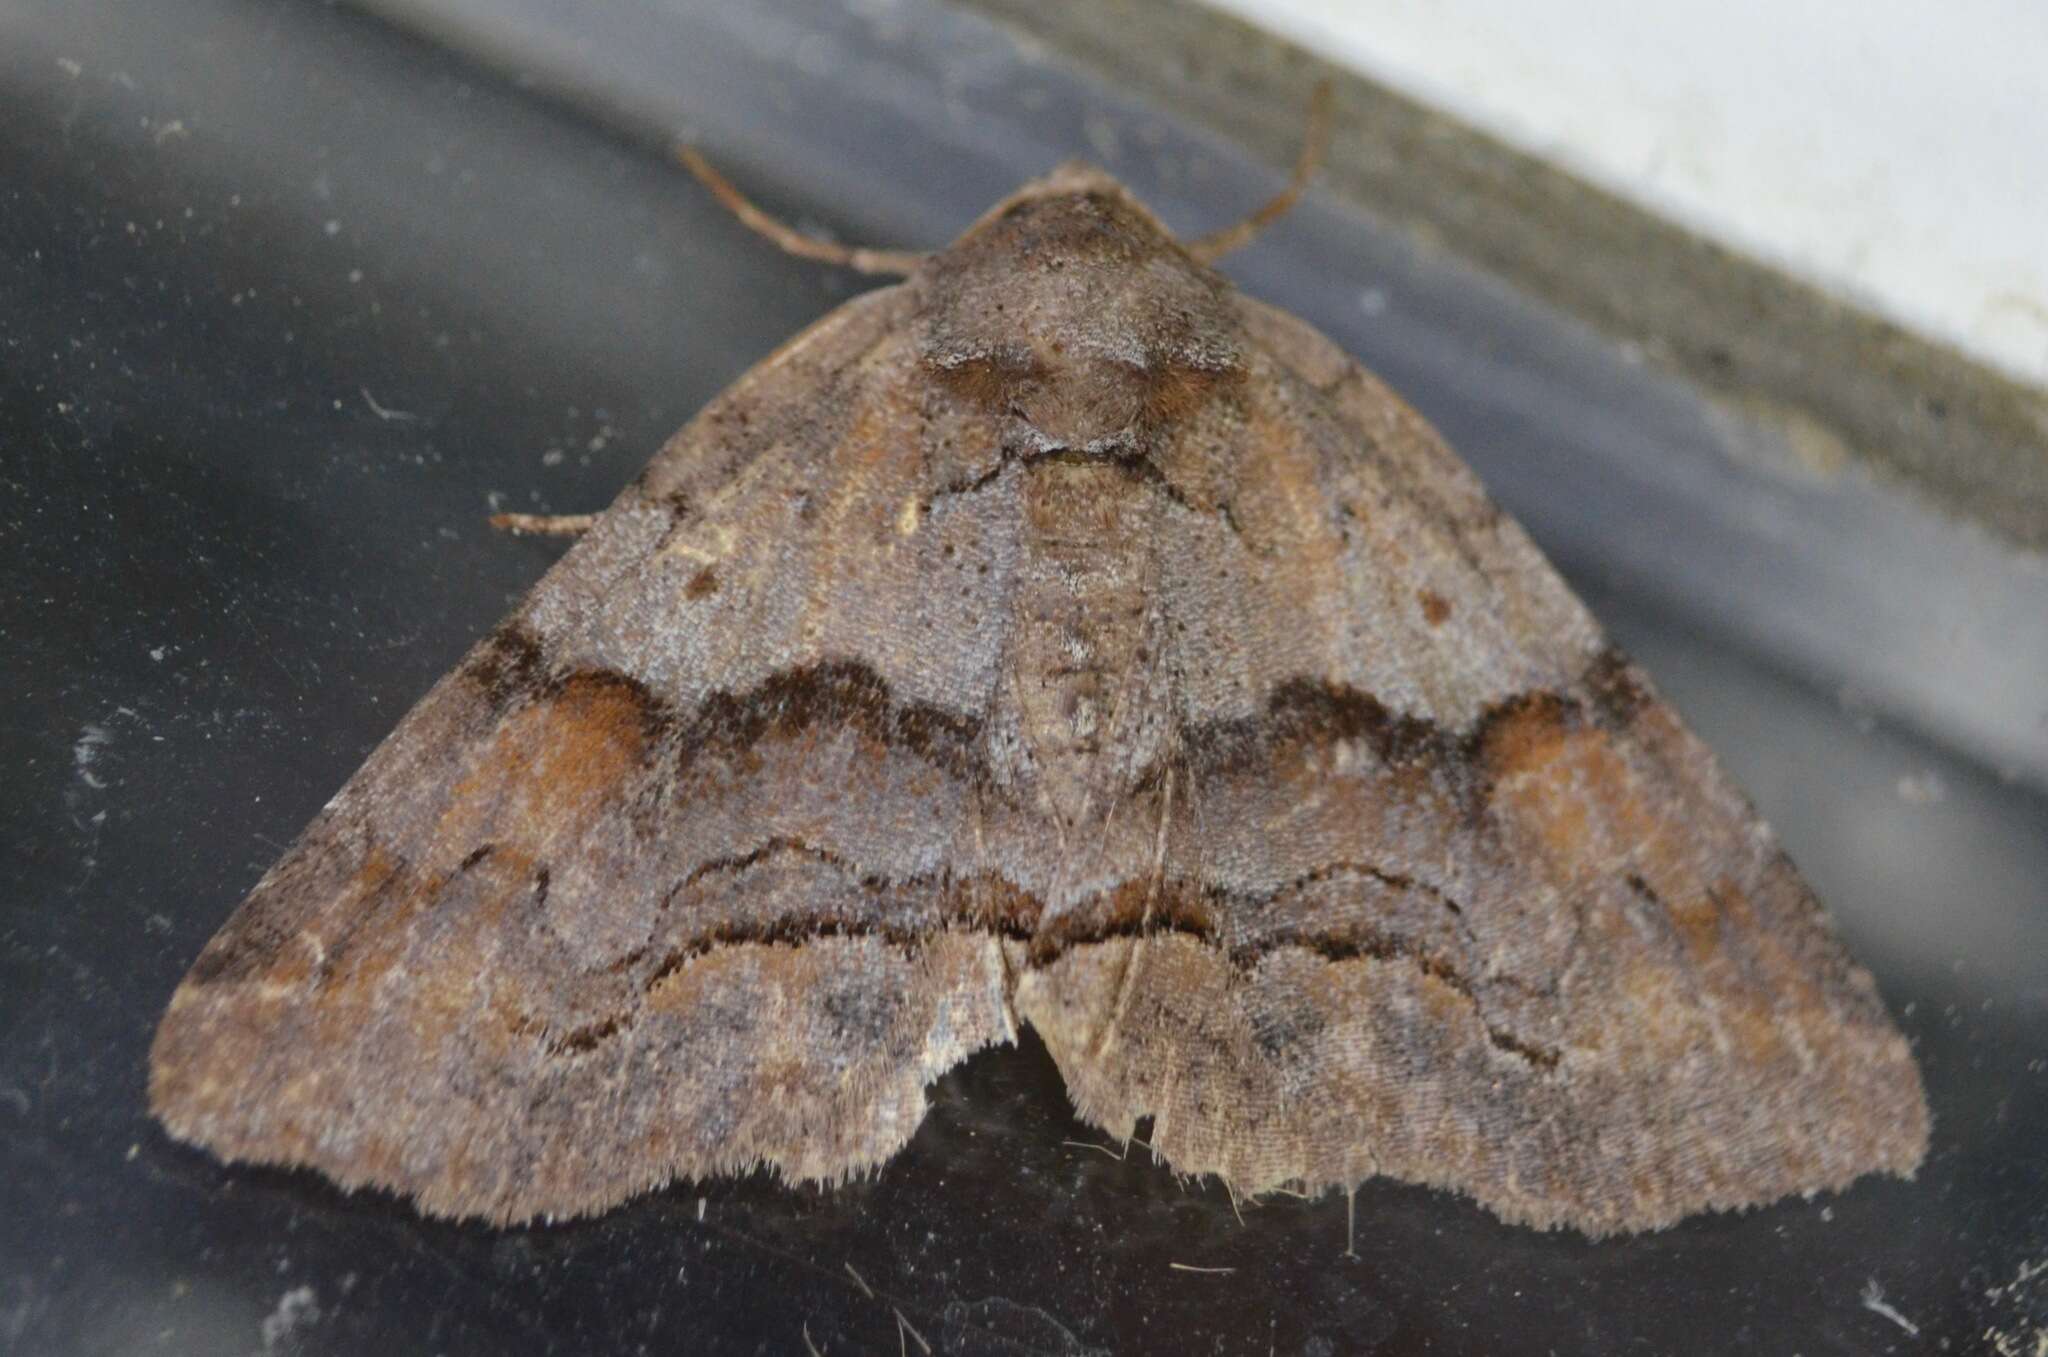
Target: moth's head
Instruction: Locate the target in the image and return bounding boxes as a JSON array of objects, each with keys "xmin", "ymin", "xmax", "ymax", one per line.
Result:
[{"xmin": 917, "ymin": 163, "xmax": 1243, "ymax": 451}]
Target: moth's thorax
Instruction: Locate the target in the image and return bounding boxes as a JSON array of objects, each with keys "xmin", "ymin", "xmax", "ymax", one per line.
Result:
[{"xmin": 917, "ymin": 176, "xmax": 1242, "ymax": 452}]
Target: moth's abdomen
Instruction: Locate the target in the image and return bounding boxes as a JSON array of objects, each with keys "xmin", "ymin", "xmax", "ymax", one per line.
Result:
[{"xmin": 1008, "ymin": 458, "xmax": 1166, "ymax": 825}]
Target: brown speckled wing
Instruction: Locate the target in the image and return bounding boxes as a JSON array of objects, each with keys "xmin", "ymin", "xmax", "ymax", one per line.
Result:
[
  {"xmin": 1017, "ymin": 298, "xmax": 1928, "ymax": 1233},
  {"xmin": 154, "ymin": 166, "xmax": 1927, "ymax": 1234},
  {"xmin": 149, "ymin": 286, "xmax": 1027, "ymax": 1224}
]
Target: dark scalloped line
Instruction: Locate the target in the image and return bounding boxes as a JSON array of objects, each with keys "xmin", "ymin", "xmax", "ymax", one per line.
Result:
[
  {"xmin": 463, "ymin": 639, "xmax": 988, "ymax": 782},
  {"xmin": 678, "ymin": 835, "xmax": 861, "ymax": 892},
  {"xmin": 637, "ymin": 917, "xmax": 942, "ymax": 995},
  {"xmin": 1256, "ymin": 926, "xmax": 1561, "ymax": 1069},
  {"xmin": 921, "ymin": 432, "xmax": 1250, "ymax": 542},
  {"xmin": 545, "ymin": 1013, "xmax": 632, "ymax": 1056},
  {"xmin": 1260, "ymin": 858, "xmax": 1468, "ymax": 916},
  {"xmin": 620, "ymin": 845, "xmax": 1558, "ymax": 1069},
  {"xmin": 641, "ymin": 838, "xmax": 1473, "ymax": 979},
  {"xmin": 459, "ymin": 640, "xmax": 1644, "ymax": 819},
  {"xmin": 621, "ymin": 911, "xmax": 1558, "ymax": 1071},
  {"xmin": 1482, "ymin": 1027, "xmax": 1564, "ymax": 1070},
  {"xmin": 441, "ymin": 638, "xmax": 1642, "ymax": 1076},
  {"xmin": 1179, "ymin": 646, "xmax": 1651, "ymax": 833}
]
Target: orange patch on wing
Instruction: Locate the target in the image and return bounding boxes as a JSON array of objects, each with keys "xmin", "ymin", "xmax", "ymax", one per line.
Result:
[
  {"xmin": 439, "ymin": 676, "xmax": 652, "ymax": 853},
  {"xmin": 257, "ymin": 942, "xmax": 317, "ymax": 991},
  {"xmin": 279, "ymin": 846, "xmax": 411, "ymax": 1005},
  {"xmin": 1232, "ymin": 396, "xmax": 1342, "ymax": 571},
  {"xmin": 1480, "ymin": 696, "xmax": 1575, "ymax": 784},
  {"xmin": 1416, "ymin": 968, "xmax": 1477, "ymax": 1029},
  {"xmin": 1484, "ymin": 703, "xmax": 1592, "ymax": 863},
  {"xmin": 1709, "ymin": 876, "xmax": 1828, "ymax": 1010},
  {"xmin": 1485, "ymin": 707, "xmax": 1697, "ymax": 891},
  {"xmin": 351, "ymin": 844, "xmax": 403, "ymax": 899},
  {"xmin": 1618, "ymin": 958, "xmax": 1703, "ymax": 1052},
  {"xmin": 315, "ymin": 869, "xmax": 428, "ymax": 1012},
  {"xmin": 1725, "ymin": 1003, "xmax": 1789, "ymax": 1069},
  {"xmin": 1665, "ymin": 893, "xmax": 1724, "ymax": 963}
]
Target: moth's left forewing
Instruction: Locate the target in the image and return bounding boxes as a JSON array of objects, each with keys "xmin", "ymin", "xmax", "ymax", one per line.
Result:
[{"xmin": 150, "ymin": 285, "xmax": 1022, "ymax": 1223}]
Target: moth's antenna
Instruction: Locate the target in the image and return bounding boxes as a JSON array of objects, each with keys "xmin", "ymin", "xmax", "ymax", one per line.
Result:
[
  {"xmin": 673, "ymin": 145, "xmax": 927, "ymax": 278},
  {"xmin": 1186, "ymin": 81, "xmax": 1333, "ymax": 264}
]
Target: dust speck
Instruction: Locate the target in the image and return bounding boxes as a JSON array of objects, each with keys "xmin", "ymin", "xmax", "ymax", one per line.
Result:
[
  {"xmin": 1896, "ymin": 770, "xmax": 1947, "ymax": 804},
  {"xmin": 74, "ymin": 726, "xmax": 111, "ymax": 789},
  {"xmin": 260, "ymin": 1286, "xmax": 319, "ymax": 1350}
]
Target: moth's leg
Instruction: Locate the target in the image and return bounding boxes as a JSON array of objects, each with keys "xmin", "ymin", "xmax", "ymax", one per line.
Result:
[
  {"xmin": 1186, "ymin": 81, "xmax": 1332, "ymax": 264},
  {"xmin": 489, "ymin": 511, "xmax": 599, "ymax": 537},
  {"xmin": 672, "ymin": 145, "xmax": 926, "ymax": 277}
]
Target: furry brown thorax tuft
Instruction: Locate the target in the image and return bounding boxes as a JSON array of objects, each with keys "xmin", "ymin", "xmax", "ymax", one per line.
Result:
[{"xmin": 918, "ymin": 165, "xmax": 1243, "ymax": 451}]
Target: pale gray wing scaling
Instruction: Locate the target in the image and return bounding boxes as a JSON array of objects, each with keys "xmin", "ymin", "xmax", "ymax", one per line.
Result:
[
  {"xmin": 150, "ymin": 287, "xmax": 1033, "ymax": 1223},
  {"xmin": 1018, "ymin": 298, "xmax": 1928, "ymax": 1234}
]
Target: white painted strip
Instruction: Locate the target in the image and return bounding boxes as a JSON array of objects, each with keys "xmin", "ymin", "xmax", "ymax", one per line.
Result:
[{"xmin": 1211, "ymin": 0, "xmax": 2048, "ymax": 387}]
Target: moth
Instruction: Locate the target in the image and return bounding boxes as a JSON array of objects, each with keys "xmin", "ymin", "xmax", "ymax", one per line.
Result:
[{"xmin": 152, "ymin": 94, "xmax": 1928, "ymax": 1235}]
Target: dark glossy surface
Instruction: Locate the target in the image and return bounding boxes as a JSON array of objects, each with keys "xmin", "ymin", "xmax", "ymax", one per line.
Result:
[{"xmin": 3, "ymin": 1, "xmax": 2044, "ymax": 1353}]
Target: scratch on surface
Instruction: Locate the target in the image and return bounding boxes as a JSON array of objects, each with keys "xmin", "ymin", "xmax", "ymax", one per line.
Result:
[
  {"xmin": 360, "ymin": 387, "xmax": 418, "ymax": 422},
  {"xmin": 1060, "ymin": 1138, "xmax": 1125, "ymax": 1160},
  {"xmin": 895, "ymin": 1308, "xmax": 930, "ymax": 1355},
  {"xmin": 1861, "ymin": 1278, "xmax": 1919, "ymax": 1336},
  {"xmin": 941, "ymin": 1296, "xmax": 1103, "ymax": 1355},
  {"xmin": 1168, "ymin": 1263, "xmax": 1236, "ymax": 1274},
  {"xmin": 844, "ymin": 1261, "xmax": 875, "ymax": 1298}
]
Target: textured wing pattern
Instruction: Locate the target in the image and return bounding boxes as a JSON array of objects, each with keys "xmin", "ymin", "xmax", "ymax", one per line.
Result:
[
  {"xmin": 1018, "ymin": 299, "xmax": 1926, "ymax": 1232},
  {"xmin": 154, "ymin": 176, "xmax": 1925, "ymax": 1234},
  {"xmin": 151, "ymin": 288, "xmax": 1023, "ymax": 1222}
]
